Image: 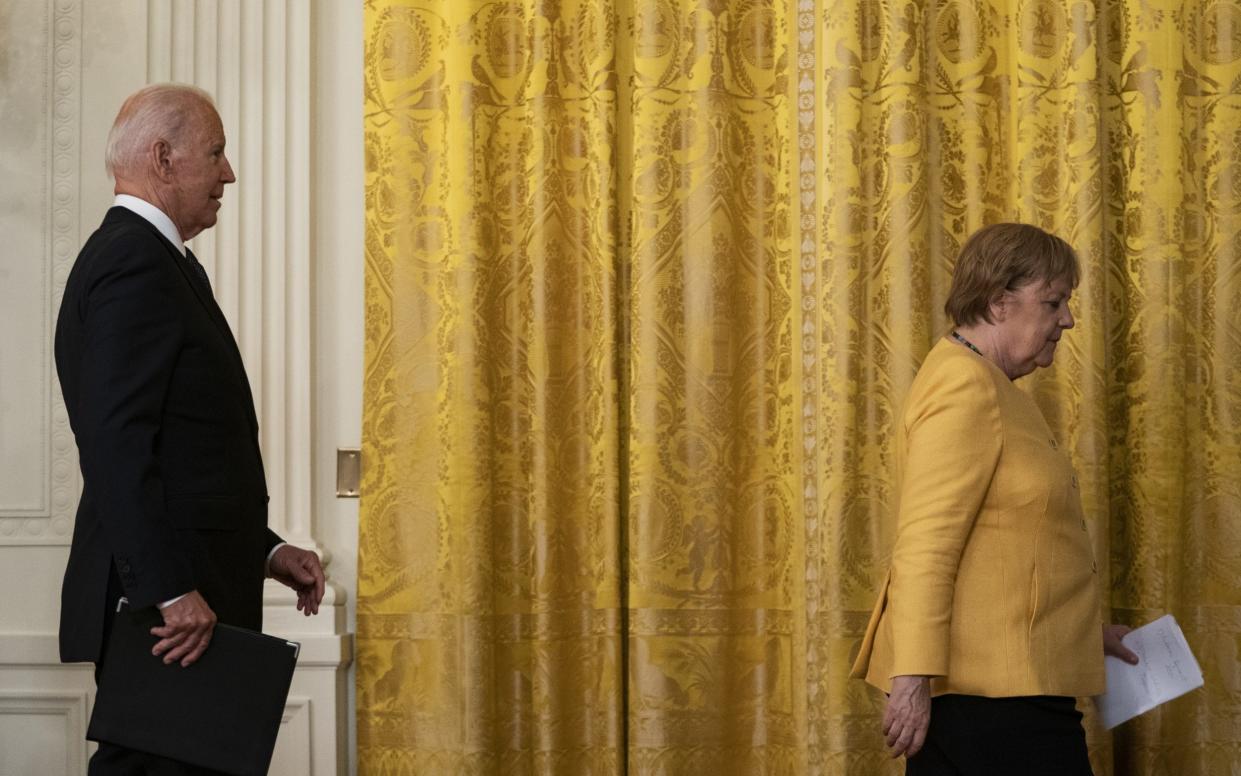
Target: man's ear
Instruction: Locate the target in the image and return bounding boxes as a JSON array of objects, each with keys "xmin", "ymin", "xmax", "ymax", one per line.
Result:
[{"xmin": 150, "ymin": 139, "xmax": 175, "ymax": 182}]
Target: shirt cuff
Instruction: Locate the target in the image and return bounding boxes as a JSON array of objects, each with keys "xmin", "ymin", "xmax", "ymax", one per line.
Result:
[
  {"xmin": 265, "ymin": 542, "xmax": 287, "ymax": 576},
  {"xmin": 157, "ymin": 593, "xmax": 188, "ymax": 609}
]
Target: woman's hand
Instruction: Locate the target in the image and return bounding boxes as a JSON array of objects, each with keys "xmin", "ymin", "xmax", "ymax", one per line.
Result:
[
  {"xmin": 1103, "ymin": 624, "xmax": 1139, "ymax": 664},
  {"xmin": 884, "ymin": 675, "xmax": 932, "ymax": 759}
]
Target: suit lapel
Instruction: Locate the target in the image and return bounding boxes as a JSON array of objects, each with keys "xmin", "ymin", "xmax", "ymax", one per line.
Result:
[{"xmin": 174, "ymin": 256, "xmax": 262, "ymax": 435}]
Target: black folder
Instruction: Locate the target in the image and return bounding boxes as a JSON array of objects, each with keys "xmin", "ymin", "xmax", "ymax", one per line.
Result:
[{"xmin": 87, "ymin": 599, "xmax": 300, "ymax": 776}]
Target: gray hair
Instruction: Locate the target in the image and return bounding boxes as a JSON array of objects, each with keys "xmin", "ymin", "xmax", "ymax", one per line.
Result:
[{"xmin": 104, "ymin": 83, "xmax": 216, "ymax": 178}]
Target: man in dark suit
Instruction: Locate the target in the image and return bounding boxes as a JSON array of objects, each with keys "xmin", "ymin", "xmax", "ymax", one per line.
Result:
[{"xmin": 55, "ymin": 83, "xmax": 325, "ymax": 774}]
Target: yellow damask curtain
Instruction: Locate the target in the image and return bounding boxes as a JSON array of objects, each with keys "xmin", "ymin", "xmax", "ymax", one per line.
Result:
[{"xmin": 360, "ymin": 0, "xmax": 1241, "ymax": 773}]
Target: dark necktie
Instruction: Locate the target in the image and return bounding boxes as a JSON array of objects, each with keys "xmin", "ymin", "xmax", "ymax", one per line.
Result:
[{"xmin": 184, "ymin": 248, "xmax": 214, "ymax": 296}]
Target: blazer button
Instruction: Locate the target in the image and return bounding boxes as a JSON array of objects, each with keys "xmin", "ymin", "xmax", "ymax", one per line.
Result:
[
  {"xmin": 1072, "ymin": 474, "xmax": 1079, "ymax": 488},
  {"xmin": 1081, "ymin": 519, "xmax": 1088, "ymax": 531},
  {"xmin": 1092, "ymin": 560, "xmax": 1098, "ymax": 573},
  {"xmin": 1050, "ymin": 438, "xmax": 1059, "ymax": 449}
]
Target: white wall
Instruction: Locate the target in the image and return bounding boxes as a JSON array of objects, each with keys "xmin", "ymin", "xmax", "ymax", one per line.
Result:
[{"xmin": 0, "ymin": 1, "xmax": 363, "ymax": 773}]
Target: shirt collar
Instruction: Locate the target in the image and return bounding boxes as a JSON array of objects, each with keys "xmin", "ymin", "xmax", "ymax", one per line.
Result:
[{"xmin": 113, "ymin": 194, "xmax": 186, "ymax": 256}]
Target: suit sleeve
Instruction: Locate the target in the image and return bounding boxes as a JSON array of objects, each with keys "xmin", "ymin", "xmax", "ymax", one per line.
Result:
[
  {"xmin": 74, "ymin": 239, "xmax": 195, "ymax": 608},
  {"xmin": 265, "ymin": 528, "xmax": 283, "ymax": 555},
  {"xmin": 886, "ymin": 361, "xmax": 1003, "ymax": 677}
]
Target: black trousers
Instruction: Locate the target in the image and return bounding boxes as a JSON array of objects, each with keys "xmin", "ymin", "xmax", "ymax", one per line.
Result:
[
  {"xmin": 88, "ymin": 572, "xmax": 227, "ymax": 776},
  {"xmin": 906, "ymin": 694, "xmax": 1093, "ymax": 776}
]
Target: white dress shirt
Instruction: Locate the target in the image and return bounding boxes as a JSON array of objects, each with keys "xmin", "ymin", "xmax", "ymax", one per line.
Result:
[{"xmin": 114, "ymin": 194, "xmax": 185, "ymax": 255}]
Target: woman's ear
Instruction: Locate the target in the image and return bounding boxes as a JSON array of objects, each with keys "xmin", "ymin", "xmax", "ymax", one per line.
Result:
[{"xmin": 988, "ymin": 289, "xmax": 1008, "ymax": 322}]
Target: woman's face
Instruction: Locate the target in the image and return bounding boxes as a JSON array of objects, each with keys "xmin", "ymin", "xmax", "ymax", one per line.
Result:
[{"xmin": 994, "ymin": 275, "xmax": 1075, "ymax": 379}]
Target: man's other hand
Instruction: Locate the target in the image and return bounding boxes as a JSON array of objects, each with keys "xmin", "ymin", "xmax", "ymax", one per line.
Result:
[
  {"xmin": 151, "ymin": 591, "xmax": 217, "ymax": 667},
  {"xmin": 269, "ymin": 545, "xmax": 325, "ymax": 616}
]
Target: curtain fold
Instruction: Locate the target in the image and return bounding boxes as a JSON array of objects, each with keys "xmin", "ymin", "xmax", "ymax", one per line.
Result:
[
  {"xmin": 360, "ymin": 3, "xmax": 624, "ymax": 771},
  {"xmin": 625, "ymin": 2, "xmax": 803, "ymax": 773},
  {"xmin": 361, "ymin": 1, "xmax": 1241, "ymax": 773}
]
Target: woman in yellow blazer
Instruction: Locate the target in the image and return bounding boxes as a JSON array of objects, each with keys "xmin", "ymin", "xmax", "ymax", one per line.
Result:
[{"xmin": 851, "ymin": 224, "xmax": 1138, "ymax": 775}]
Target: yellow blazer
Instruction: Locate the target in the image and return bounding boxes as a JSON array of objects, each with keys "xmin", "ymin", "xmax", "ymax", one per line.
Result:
[{"xmin": 851, "ymin": 338, "xmax": 1104, "ymax": 698}]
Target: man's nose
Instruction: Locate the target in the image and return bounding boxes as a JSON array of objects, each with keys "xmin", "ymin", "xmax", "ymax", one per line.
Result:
[{"xmin": 222, "ymin": 155, "xmax": 237, "ymax": 184}]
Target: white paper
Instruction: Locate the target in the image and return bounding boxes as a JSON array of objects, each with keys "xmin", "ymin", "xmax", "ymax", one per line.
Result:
[{"xmin": 1094, "ymin": 614, "xmax": 1204, "ymax": 729}]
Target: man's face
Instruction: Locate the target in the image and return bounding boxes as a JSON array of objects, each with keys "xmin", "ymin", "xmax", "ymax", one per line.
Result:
[{"xmin": 165, "ymin": 104, "xmax": 235, "ymax": 241}]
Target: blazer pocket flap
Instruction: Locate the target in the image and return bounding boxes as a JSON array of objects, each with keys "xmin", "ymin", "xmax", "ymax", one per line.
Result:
[{"xmin": 166, "ymin": 496, "xmax": 242, "ymax": 530}]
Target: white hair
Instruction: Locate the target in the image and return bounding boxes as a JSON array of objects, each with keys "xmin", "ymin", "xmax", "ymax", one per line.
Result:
[{"xmin": 104, "ymin": 83, "xmax": 217, "ymax": 178}]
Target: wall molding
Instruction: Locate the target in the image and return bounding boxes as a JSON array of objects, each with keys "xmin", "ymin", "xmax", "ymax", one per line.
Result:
[
  {"xmin": 272, "ymin": 695, "xmax": 312, "ymax": 776},
  {"xmin": 0, "ymin": 0, "xmax": 79, "ymax": 545},
  {"xmin": 282, "ymin": 695, "xmax": 310, "ymax": 725},
  {"xmin": 0, "ymin": 691, "xmax": 89, "ymax": 775}
]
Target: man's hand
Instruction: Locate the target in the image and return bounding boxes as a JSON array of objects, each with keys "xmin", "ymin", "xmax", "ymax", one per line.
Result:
[
  {"xmin": 1103, "ymin": 623, "xmax": 1139, "ymax": 664},
  {"xmin": 269, "ymin": 545, "xmax": 325, "ymax": 616},
  {"xmin": 151, "ymin": 591, "xmax": 217, "ymax": 667},
  {"xmin": 884, "ymin": 674, "xmax": 932, "ymax": 759}
]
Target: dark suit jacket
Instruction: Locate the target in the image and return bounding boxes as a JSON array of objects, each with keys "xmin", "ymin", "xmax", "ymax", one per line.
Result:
[{"xmin": 55, "ymin": 206, "xmax": 281, "ymax": 663}]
